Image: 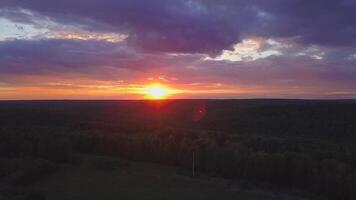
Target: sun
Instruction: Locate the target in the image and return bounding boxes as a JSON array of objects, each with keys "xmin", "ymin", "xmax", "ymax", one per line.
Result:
[{"xmin": 144, "ymin": 84, "xmax": 172, "ymax": 99}]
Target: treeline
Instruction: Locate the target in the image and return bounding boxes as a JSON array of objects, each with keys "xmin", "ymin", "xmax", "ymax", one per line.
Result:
[
  {"xmin": 1, "ymin": 100, "xmax": 356, "ymax": 138},
  {"xmin": 1, "ymin": 127, "xmax": 355, "ymax": 200},
  {"xmin": 75, "ymin": 130, "xmax": 356, "ymax": 200},
  {"xmin": 0, "ymin": 129, "xmax": 74, "ymax": 200}
]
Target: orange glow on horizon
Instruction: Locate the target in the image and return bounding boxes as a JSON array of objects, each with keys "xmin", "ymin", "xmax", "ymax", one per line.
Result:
[{"xmin": 0, "ymin": 76, "xmax": 326, "ymax": 100}]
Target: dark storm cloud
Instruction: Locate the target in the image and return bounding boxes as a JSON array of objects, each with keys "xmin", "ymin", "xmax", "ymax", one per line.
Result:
[
  {"xmin": 0, "ymin": 0, "xmax": 242, "ymax": 54},
  {"xmin": 1, "ymin": 0, "xmax": 356, "ymax": 53},
  {"xmin": 253, "ymin": 0, "xmax": 356, "ymax": 47}
]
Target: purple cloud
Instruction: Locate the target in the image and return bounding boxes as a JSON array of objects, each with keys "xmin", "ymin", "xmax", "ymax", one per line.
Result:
[
  {"xmin": 2, "ymin": 0, "xmax": 355, "ymax": 52},
  {"xmin": 0, "ymin": 0, "xmax": 356, "ymax": 98}
]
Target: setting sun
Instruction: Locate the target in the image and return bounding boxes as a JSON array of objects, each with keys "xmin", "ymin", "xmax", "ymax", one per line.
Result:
[{"xmin": 144, "ymin": 84, "xmax": 172, "ymax": 99}]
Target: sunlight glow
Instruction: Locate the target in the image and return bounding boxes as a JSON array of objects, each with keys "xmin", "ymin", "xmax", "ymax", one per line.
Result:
[{"xmin": 144, "ymin": 84, "xmax": 173, "ymax": 99}]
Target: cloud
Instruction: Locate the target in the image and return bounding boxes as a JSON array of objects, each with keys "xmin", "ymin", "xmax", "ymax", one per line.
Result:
[
  {"xmin": 252, "ymin": 0, "xmax": 356, "ymax": 47},
  {"xmin": 0, "ymin": 39, "xmax": 133, "ymax": 74},
  {"xmin": 0, "ymin": 0, "xmax": 356, "ymax": 98},
  {"xmin": 1, "ymin": 36, "xmax": 356, "ymax": 96},
  {"xmin": 0, "ymin": 38, "xmax": 203, "ymax": 81},
  {"xmin": 0, "ymin": 1, "xmax": 240, "ymax": 54},
  {"xmin": 206, "ymin": 38, "xmax": 282, "ymax": 62},
  {"xmin": 0, "ymin": 11, "xmax": 128, "ymax": 42},
  {"xmin": 1, "ymin": 0, "xmax": 355, "ymax": 54}
]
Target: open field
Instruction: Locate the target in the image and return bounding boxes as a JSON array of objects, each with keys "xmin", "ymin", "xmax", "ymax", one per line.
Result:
[{"xmin": 32, "ymin": 155, "xmax": 276, "ymax": 200}]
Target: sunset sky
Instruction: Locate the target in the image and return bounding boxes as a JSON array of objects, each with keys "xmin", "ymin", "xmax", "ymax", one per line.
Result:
[{"xmin": 0, "ymin": 0, "xmax": 356, "ymax": 99}]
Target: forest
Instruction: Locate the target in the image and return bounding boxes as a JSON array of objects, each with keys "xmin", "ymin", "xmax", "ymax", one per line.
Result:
[{"xmin": 0, "ymin": 100, "xmax": 356, "ymax": 200}]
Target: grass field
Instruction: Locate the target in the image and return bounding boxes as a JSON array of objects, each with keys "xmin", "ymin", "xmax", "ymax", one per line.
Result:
[{"xmin": 31, "ymin": 155, "xmax": 278, "ymax": 200}]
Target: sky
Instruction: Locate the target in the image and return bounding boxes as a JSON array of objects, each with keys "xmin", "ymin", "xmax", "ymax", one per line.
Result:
[{"xmin": 0, "ymin": 0, "xmax": 356, "ymax": 99}]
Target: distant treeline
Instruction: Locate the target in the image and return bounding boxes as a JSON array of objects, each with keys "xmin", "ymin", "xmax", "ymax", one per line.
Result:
[
  {"xmin": 1, "ymin": 99, "xmax": 356, "ymax": 138},
  {"xmin": 1, "ymin": 100, "xmax": 356, "ymax": 199}
]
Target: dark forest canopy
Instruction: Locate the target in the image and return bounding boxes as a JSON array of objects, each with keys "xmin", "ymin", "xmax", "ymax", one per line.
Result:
[
  {"xmin": 0, "ymin": 99, "xmax": 356, "ymax": 200},
  {"xmin": 1, "ymin": 99, "xmax": 356, "ymax": 138}
]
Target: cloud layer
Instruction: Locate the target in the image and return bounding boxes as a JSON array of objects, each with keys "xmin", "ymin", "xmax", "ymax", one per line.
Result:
[{"xmin": 0, "ymin": 0, "xmax": 356, "ymax": 99}]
